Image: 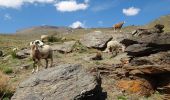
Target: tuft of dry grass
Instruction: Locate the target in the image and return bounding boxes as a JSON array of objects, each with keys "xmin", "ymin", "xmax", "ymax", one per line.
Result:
[{"xmin": 0, "ymin": 71, "xmax": 14, "ymax": 99}]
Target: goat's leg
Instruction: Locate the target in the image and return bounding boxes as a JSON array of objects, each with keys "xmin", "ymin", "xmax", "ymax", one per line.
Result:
[
  {"xmin": 50, "ymin": 57, "xmax": 53, "ymax": 67},
  {"xmin": 36, "ymin": 62, "xmax": 39, "ymax": 72},
  {"xmin": 36, "ymin": 60, "xmax": 42, "ymax": 72},
  {"xmin": 120, "ymin": 28, "xmax": 122, "ymax": 32},
  {"xmin": 45, "ymin": 59, "xmax": 48, "ymax": 69},
  {"xmin": 114, "ymin": 27, "xmax": 116, "ymax": 32},
  {"xmin": 32, "ymin": 60, "xmax": 37, "ymax": 73}
]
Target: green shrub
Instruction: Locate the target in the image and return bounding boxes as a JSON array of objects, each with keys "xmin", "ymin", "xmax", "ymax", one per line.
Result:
[
  {"xmin": 11, "ymin": 51, "xmax": 17, "ymax": 59},
  {"xmin": 2, "ymin": 67, "xmax": 13, "ymax": 74},
  {"xmin": 73, "ymin": 41, "xmax": 88, "ymax": 53},
  {"xmin": 3, "ymin": 97, "xmax": 10, "ymax": 100},
  {"xmin": 117, "ymin": 96, "xmax": 127, "ymax": 100},
  {"xmin": 48, "ymin": 36, "xmax": 62, "ymax": 42}
]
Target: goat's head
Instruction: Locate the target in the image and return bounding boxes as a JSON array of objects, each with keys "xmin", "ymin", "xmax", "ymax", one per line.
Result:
[{"xmin": 30, "ymin": 40, "xmax": 44, "ymax": 47}]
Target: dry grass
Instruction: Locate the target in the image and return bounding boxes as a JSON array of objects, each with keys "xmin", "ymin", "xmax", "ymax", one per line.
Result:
[{"xmin": 0, "ymin": 71, "xmax": 14, "ymax": 99}]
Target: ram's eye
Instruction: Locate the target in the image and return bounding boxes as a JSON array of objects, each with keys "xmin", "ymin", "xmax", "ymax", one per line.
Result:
[{"xmin": 36, "ymin": 41, "xmax": 40, "ymax": 44}]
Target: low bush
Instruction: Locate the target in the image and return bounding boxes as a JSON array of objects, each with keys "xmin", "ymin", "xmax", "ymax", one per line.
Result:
[
  {"xmin": 48, "ymin": 36, "xmax": 62, "ymax": 42},
  {"xmin": 11, "ymin": 51, "xmax": 17, "ymax": 59},
  {"xmin": 0, "ymin": 71, "xmax": 14, "ymax": 99},
  {"xmin": 73, "ymin": 41, "xmax": 88, "ymax": 53}
]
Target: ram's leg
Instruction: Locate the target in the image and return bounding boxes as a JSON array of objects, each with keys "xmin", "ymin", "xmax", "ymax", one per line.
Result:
[
  {"xmin": 45, "ymin": 59, "xmax": 48, "ymax": 69},
  {"xmin": 32, "ymin": 59, "xmax": 37, "ymax": 73},
  {"xmin": 50, "ymin": 57, "xmax": 53, "ymax": 67},
  {"xmin": 114, "ymin": 27, "xmax": 116, "ymax": 32},
  {"xmin": 36, "ymin": 60, "xmax": 42, "ymax": 72}
]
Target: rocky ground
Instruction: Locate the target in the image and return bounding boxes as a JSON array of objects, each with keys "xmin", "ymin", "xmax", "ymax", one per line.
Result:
[{"xmin": 0, "ymin": 24, "xmax": 170, "ymax": 100}]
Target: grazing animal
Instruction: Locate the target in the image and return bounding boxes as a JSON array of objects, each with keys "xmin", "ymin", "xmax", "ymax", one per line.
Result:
[
  {"xmin": 113, "ymin": 21, "xmax": 125, "ymax": 32},
  {"xmin": 30, "ymin": 40, "xmax": 53, "ymax": 73},
  {"xmin": 41, "ymin": 35, "xmax": 49, "ymax": 42},
  {"xmin": 103, "ymin": 40, "xmax": 125, "ymax": 57}
]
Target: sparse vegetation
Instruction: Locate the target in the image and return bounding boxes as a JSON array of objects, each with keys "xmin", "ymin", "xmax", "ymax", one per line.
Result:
[
  {"xmin": 117, "ymin": 96, "xmax": 127, "ymax": 100},
  {"xmin": 0, "ymin": 71, "xmax": 14, "ymax": 99},
  {"xmin": 73, "ymin": 41, "xmax": 88, "ymax": 53},
  {"xmin": 2, "ymin": 67, "xmax": 13, "ymax": 74},
  {"xmin": 48, "ymin": 35, "xmax": 62, "ymax": 42},
  {"xmin": 11, "ymin": 51, "xmax": 17, "ymax": 59}
]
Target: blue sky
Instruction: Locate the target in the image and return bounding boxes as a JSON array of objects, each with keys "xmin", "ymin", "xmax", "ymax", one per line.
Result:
[{"xmin": 0, "ymin": 0, "xmax": 170, "ymax": 33}]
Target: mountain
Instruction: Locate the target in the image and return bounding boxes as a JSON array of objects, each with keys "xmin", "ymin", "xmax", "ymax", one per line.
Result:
[
  {"xmin": 16, "ymin": 25, "xmax": 72, "ymax": 35},
  {"xmin": 15, "ymin": 14, "xmax": 170, "ymax": 35},
  {"xmin": 145, "ymin": 14, "xmax": 170, "ymax": 32}
]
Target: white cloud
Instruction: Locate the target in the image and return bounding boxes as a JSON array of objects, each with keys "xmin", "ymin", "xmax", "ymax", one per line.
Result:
[
  {"xmin": 25, "ymin": 0, "xmax": 54, "ymax": 3},
  {"xmin": 4, "ymin": 13, "xmax": 12, "ymax": 20},
  {"xmin": 54, "ymin": 0, "xmax": 89, "ymax": 12},
  {"xmin": 123, "ymin": 7, "xmax": 140, "ymax": 16},
  {"xmin": 0, "ymin": 0, "xmax": 24, "ymax": 9},
  {"xmin": 70, "ymin": 21, "xmax": 85, "ymax": 28},
  {"xmin": 0, "ymin": 0, "xmax": 55, "ymax": 9}
]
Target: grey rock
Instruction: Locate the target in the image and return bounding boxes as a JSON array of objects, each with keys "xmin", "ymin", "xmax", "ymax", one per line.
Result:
[
  {"xmin": 16, "ymin": 49, "xmax": 30, "ymax": 59},
  {"xmin": 132, "ymin": 24, "xmax": 164, "ymax": 37},
  {"xmin": 111, "ymin": 33, "xmax": 131, "ymax": 42},
  {"xmin": 130, "ymin": 51, "xmax": 170, "ymax": 66},
  {"xmin": 125, "ymin": 44, "xmax": 152, "ymax": 57},
  {"xmin": 80, "ymin": 31, "xmax": 112, "ymax": 49},
  {"xmin": 12, "ymin": 64, "xmax": 103, "ymax": 100},
  {"xmin": 124, "ymin": 33, "xmax": 170, "ymax": 57},
  {"xmin": 52, "ymin": 41, "xmax": 76, "ymax": 53}
]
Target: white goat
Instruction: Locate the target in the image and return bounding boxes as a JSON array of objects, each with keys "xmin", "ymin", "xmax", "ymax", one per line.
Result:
[
  {"xmin": 103, "ymin": 40, "xmax": 125, "ymax": 57},
  {"xmin": 30, "ymin": 40, "xmax": 53, "ymax": 73}
]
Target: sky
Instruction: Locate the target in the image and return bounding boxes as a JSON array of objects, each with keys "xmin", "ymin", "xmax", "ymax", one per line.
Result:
[{"xmin": 0, "ymin": 0, "xmax": 170, "ymax": 33}]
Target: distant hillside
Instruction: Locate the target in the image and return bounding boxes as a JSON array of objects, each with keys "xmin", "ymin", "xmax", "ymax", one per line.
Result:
[
  {"xmin": 16, "ymin": 25, "xmax": 72, "ymax": 35},
  {"xmin": 145, "ymin": 14, "xmax": 170, "ymax": 32},
  {"xmin": 15, "ymin": 14, "xmax": 170, "ymax": 36}
]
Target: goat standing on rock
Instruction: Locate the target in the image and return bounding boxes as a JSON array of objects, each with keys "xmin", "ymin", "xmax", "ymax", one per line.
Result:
[
  {"xmin": 113, "ymin": 21, "xmax": 125, "ymax": 32},
  {"xmin": 30, "ymin": 40, "xmax": 53, "ymax": 73}
]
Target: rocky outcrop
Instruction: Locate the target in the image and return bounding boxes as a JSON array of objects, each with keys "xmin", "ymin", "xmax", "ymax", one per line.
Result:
[
  {"xmin": 52, "ymin": 41, "xmax": 76, "ymax": 53},
  {"xmin": 12, "ymin": 64, "xmax": 104, "ymax": 100},
  {"xmin": 130, "ymin": 51, "xmax": 170, "ymax": 66},
  {"xmin": 16, "ymin": 49, "xmax": 30, "ymax": 59},
  {"xmin": 122, "ymin": 32, "xmax": 170, "ymax": 57},
  {"xmin": 132, "ymin": 24, "xmax": 164, "ymax": 37},
  {"xmin": 80, "ymin": 31, "xmax": 112, "ymax": 49}
]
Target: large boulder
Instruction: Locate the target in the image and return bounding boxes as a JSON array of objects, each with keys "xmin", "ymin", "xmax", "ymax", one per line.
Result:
[
  {"xmin": 125, "ymin": 44, "xmax": 152, "ymax": 57},
  {"xmin": 52, "ymin": 41, "xmax": 76, "ymax": 53},
  {"xmin": 124, "ymin": 33, "xmax": 170, "ymax": 57},
  {"xmin": 130, "ymin": 51, "xmax": 170, "ymax": 66},
  {"xmin": 16, "ymin": 49, "xmax": 30, "ymax": 59},
  {"xmin": 12, "ymin": 64, "xmax": 103, "ymax": 100},
  {"xmin": 80, "ymin": 31, "xmax": 112, "ymax": 49},
  {"xmin": 132, "ymin": 24, "xmax": 164, "ymax": 37}
]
